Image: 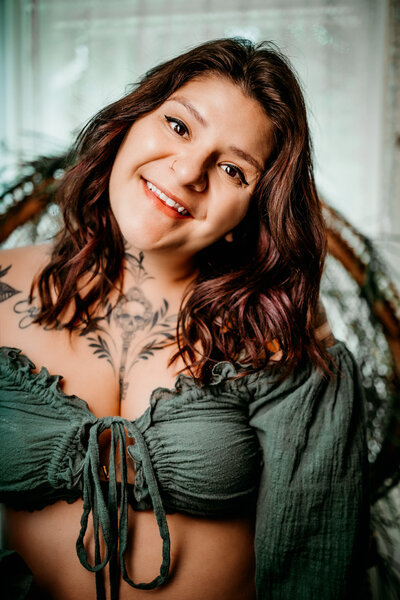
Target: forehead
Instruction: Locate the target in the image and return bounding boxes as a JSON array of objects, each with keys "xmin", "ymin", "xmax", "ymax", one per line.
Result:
[{"xmin": 166, "ymin": 74, "xmax": 264, "ymax": 119}]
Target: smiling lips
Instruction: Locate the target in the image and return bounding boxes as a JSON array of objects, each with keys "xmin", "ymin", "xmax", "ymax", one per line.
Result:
[{"xmin": 145, "ymin": 180, "xmax": 191, "ymax": 217}]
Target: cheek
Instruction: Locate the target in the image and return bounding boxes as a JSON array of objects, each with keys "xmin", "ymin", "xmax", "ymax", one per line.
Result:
[
  {"xmin": 109, "ymin": 147, "xmax": 134, "ymax": 201},
  {"xmin": 142, "ymin": 133, "xmax": 162, "ymax": 155},
  {"xmin": 219, "ymin": 196, "xmax": 251, "ymax": 230},
  {"xmin": 111, "ymin": 124, "xmax": 159, "ymax": 178},
  {"xmin": 129, "ymin": 120, "xmax": 166, "ymax": 161}
]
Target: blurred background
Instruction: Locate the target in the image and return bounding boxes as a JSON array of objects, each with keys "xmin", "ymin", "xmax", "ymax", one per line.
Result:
[{"xmin": 1, "ymin": 0, "xmax": 400, "ymax": 597}]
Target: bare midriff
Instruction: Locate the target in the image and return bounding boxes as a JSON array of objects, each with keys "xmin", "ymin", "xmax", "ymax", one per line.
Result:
[{"xmin": 5, "ymin": 504, "xmax": 256, "ymax": 600}]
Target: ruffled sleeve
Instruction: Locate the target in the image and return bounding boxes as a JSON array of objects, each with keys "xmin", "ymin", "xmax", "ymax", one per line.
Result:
[{"xmin": 248, "ymin": 341, "xmax": 370, "ymax": 599}]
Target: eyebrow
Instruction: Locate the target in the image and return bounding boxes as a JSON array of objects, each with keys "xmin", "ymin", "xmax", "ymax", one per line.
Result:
[
  {"xmin": 169, "ymin": 96, "xmax": 264, "ymax": 174},
  {"xmin": 169, "ymin": 96, "xmax": 208, "ymax": 127},
  {"xmin": 229, "ymin": 146, "xmax": 263, "ymax": 174}
]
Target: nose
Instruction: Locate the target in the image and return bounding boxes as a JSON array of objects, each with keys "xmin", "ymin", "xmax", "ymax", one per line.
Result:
[{"xmin": 171, "ymin": 151, "xmax": 209, "ymax": 192}]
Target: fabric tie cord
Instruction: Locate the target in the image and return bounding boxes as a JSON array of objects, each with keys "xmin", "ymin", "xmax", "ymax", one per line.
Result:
[{"xmin": 75, "ymin": 416, "xmax": 171, "ymax": 600}]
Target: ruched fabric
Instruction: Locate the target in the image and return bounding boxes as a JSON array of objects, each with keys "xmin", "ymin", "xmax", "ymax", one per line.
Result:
[
  {"xmin": 0, "ymin": 343, "xmax": 369, "ymax": 598},
  {"xmin": 0, "ymin": 347, "xmax": 260, "ymax": 599},
  {"xmin": 75, "ymin": 417, "xmax": 170, "ymax": 600}
]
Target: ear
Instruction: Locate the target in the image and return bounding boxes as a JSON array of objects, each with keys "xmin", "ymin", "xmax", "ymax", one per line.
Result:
[{"xmin": 224, "ymin": 231, "xmax": 234, "ymax": 242}]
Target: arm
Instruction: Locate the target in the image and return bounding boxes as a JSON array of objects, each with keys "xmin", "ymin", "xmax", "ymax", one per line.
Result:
[{"xmin": 249, "ymin": 342, "xmax": 369, "ymax": 599}]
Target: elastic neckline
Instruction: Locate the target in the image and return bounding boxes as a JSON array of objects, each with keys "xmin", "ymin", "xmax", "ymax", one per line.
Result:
[{"xmin": 0, "ymin": 345, "xmax": 243, "ymax": 428}]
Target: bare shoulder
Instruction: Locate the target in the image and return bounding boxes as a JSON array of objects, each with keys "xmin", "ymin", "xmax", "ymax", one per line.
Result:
[
  {"xmin": 0, "ymin": 243, "xmax": 52, "ymax": 291},
  {"xmin": 0, "ymin": 242, "xmax": 52, "ymax": 272},
  {"xmin": 0, "ymin": 244, "xmax": 52, "ymax": 338},
  {"xmin": 315, "ymin": 299, "xmax": 336, "ymax": 347}
]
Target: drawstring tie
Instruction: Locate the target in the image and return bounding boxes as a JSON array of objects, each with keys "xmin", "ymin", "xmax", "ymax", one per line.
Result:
[{"xmin": 76, "ymin": 416, "xmax": 170, "ymax": 600}]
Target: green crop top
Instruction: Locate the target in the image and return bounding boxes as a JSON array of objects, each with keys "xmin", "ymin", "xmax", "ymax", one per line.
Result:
[{"xmin": 0, "ymin": 342, "xmax": 369, "ymax": 599}]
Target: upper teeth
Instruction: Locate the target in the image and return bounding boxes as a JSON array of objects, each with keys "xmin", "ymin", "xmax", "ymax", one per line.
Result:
[{"xmin": 146, "ymin": 181, "xmax": 189, "ymax": 215}]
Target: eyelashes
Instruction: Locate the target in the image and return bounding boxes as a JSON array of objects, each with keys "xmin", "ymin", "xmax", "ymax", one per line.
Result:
[
  {"xmin": 220, "ymin": 164, "xmax": 249, "ymax": 186},
  {"xmin": 164, "ymin": 115, "xmax": 189, "ymax": 137},
  {"xmin": 164, "ymin": 115, "xmax": 249, "ymax": 186}
]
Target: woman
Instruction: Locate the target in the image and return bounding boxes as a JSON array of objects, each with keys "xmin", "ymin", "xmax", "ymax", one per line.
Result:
[{"xmin": 0, "ymin": 38, "xmax": 368, "ymax": 599}]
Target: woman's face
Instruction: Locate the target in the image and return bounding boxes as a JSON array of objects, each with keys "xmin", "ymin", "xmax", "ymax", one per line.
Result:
[{"xmin": 109, "ymin": 74, "xmax": 273, "ymax": 261}]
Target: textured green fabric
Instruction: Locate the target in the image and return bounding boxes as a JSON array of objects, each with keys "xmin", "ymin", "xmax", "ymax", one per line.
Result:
[
  {"xmin": 247, "ymin": 343, "xmax": 370, "ymax": 599},
  {"xmin": 0, "ymin": 342, "xmax": 368, "ymax": 599}
]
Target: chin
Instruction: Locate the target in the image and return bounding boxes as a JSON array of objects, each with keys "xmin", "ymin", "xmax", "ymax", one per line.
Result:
[{"xmin": 116, "ymin": 214, "xmax": 166, "ymax": 249}]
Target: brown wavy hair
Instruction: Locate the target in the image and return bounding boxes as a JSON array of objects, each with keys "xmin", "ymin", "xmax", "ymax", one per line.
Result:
[{"xmin": 33, "ymin": 38, "xmax": 330, "ymax": 381}]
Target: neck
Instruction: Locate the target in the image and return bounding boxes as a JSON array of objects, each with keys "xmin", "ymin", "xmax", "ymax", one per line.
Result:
[{"xmin": 123, "ymin": 246, "xmax": 198, "ymax": 292}]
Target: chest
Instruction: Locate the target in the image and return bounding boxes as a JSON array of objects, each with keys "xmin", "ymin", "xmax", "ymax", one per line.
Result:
[
  {"xmin": 0, "ymin": 256, "xmax": 190, "ymax": 418},
  {"xmin": 0, "ymin": 344, "xmax": 262, "ymax": 517},
  {"xmin": 1, "ymin": 309, "xmax": 184, "ymax": 421}
]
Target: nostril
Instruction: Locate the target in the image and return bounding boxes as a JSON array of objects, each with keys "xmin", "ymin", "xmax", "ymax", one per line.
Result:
[{"xmin": 172, "ymin": 155, "xmax": 209, "ymax": 191}]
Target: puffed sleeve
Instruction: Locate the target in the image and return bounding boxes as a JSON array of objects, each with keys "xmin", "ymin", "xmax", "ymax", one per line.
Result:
[{"xmin": 248, "ymin": 341, "xmax": 370, "ymax": 599}]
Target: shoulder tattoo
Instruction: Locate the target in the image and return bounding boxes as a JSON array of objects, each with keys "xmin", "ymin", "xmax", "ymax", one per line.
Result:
[{"xmin": 0, "ymin": 265, "xmax": 20, "ymax": 303}]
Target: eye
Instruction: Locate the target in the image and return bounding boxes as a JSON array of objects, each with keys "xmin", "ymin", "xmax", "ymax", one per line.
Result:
[
  {"xmin": 220, "ymin": 164, "xmax": 249, "ymax": 186},
  {"xmin": 164, "ymin": 115, "xmax": 189, "ymax": 138}
]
